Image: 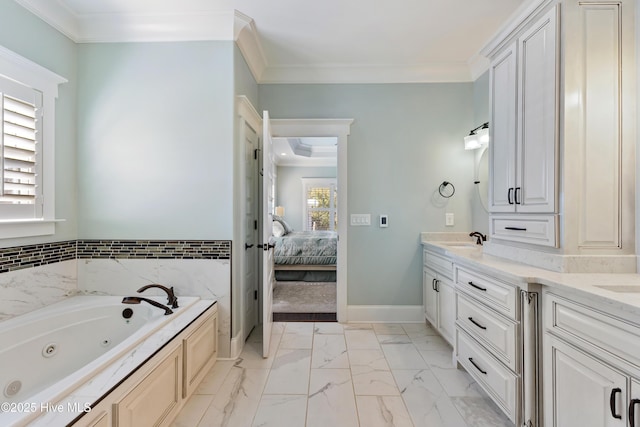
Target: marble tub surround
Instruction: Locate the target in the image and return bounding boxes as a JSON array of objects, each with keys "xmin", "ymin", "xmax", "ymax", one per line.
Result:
[
  {"xmin": 11, "ymin": 299, "xmax": 216, "ymax": 427},
  {"xmin": 422, "ymin": 239, "xmax": 640, "ymax": 317},
  {"xmin": 0, "ymin": 259, "xmax": 77, "ymax": 321},
  {"xmin": 171, "ymin": 321, "xmax": 511, "ymax": 427},
  {"xmin": 78, "ymin": 258, "xmax": 232, "ymax": 357}
]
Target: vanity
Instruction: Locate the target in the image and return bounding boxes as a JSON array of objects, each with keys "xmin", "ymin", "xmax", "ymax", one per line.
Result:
[{"xmin": 422, "ymin": 237, "xmax": 640, "ymax": 427}]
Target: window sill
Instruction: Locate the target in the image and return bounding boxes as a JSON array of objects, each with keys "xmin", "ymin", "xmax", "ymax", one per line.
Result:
[{"xmin": 0, "ymin": 219, "xmax": 65, "ymax": 239}]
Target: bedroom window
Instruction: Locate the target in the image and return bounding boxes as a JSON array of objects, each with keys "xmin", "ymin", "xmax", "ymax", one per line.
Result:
[{"xmin": 302, "ymin": 178, "xmax": 337, "ymax": 231}]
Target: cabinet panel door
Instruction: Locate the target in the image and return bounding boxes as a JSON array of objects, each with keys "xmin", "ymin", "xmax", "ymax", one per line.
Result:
[
  {"xmin": 423, "ymin": 268, "xmax": 438, "ymax": 327},
  {"xmin": 546, "ymin": 336, "xmax": 626, "ymax": 427},
  {"xmin": 437, "ymin": 278, "xmax": 455, "ymax": 345},
  {"xmin": 517, "ymin": 7, "xmax": 558, "ymax": 213},
  {"xmin": 489, "ymin": 42, "xmax": 517, "ymax": 213}
]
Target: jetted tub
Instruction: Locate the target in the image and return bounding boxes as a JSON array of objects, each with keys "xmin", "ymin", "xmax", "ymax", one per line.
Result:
[{"xmin": 0, "ymin": 295, "xmax": 206, "ymax": 426}]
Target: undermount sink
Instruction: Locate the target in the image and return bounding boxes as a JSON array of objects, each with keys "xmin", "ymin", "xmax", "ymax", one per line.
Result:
[
  {"xmin": 441, "ymin": 242, "xmax": 480, "ymax": 249},
  {"xmin": 594, "ymin": 285, "xmax": 640, "ymax": 293}
]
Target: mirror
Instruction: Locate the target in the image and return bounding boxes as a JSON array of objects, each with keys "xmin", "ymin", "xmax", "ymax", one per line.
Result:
[{"xmin": 476, "ymin": 146, "xmax": 489, "ymax": 212}]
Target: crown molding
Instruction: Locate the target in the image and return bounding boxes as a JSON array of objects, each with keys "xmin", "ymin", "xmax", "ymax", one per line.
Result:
[
  {"xmin": 480, "ymin": 0, "xmax": 556, "ymax": 59},
  {"xmin": 468, "ymin": 54, "xmax": 490, "ymax": 80},
  {"xmin": 15, "ymin": 1, "xmax": 482, "ymax": 83},
  {"xmin": 233, "ymin": 11, "xmax": 267, "ymax": 83},
  {"xmin": 259, "ymin": 63, "xmax": 473, "ymax": 84}
]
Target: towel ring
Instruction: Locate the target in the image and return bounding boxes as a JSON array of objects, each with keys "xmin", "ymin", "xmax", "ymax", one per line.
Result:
[{"xmin": 438, "ymin": 181, "xmax": 455, "ymax": 198}]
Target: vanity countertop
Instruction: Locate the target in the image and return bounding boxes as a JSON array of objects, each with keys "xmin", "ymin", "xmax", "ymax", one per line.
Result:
[{"xmin": 421, "ymin": 234, "xmax": 640, "ymax": 318}]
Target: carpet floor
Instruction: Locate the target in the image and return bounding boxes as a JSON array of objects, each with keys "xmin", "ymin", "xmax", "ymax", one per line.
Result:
[{"xmin": 272, "ymin": 281, "xmax": 336, "ymax": 314}]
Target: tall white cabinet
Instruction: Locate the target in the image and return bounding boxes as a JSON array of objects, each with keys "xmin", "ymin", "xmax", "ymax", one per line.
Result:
[{"xmin": 484, "ymin": 0, "xmax": 636, "ymax": 260}]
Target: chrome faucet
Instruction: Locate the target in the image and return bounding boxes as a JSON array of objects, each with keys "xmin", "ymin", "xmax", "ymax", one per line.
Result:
[
  {"xmin": 122, "ymin": 296, "xmax": 173, "ymax": 315},
  {"xmin": 137, "ymin": 284, "xmax": 179, "ymax": 308},
  {"xmin": 469, "ymin": 231, "xmax": 487, "ymax": 246}
]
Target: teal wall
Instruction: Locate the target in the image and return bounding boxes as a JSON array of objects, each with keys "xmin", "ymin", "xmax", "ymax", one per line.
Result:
[
  {"xmin": 0, "ymin": 0, "xmax": 77, "ymax": 247},
  {"xmin": 276, "ymin": 165, "xmax": 338, "ymax": 231},
  {"xmin": 234, "ymin": 45, "xmax": 259, "ymax": 108},
  {"xmin": 77, "ymin": 41, "xmax": 235, "ymax": 239},
  {"xmin": 260, "ymin": 84, "xmax": 475, "ymax": 305}
]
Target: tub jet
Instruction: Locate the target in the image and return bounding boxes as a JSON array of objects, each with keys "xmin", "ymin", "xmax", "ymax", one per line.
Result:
[{"xmin": 4, "ymin": 380, "xmax": 21, "ymax": 397}]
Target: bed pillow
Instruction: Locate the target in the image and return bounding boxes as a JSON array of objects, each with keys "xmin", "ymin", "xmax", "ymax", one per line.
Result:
[
  {"xmin": 272, "ymin": 220, "xmax": 285, "ymax": 237},
  {"xmin": 272, "ymin": 215, "xmax": 294, "ymax": 234}
]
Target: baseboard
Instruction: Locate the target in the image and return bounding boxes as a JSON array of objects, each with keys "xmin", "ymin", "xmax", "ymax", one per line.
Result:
[
  {"xmin": 347, "ymin": 305, "xmax": 423, "ymax": 323},
  {"xmin": 229, "ymin": 329, "xmax": 243, "ymax": 359}
]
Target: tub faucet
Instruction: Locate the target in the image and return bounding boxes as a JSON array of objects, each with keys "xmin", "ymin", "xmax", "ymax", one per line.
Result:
[
  {"xmin": 469, "ymin": 231, "xmax": 487, "ymax": 246},
  {"xmin": 137, "ymin": 284, "xmax": 179, "ymax": 308},
  {"xmin": 122, "ymin": 296, "xmax": 173, "ymax": 315}
]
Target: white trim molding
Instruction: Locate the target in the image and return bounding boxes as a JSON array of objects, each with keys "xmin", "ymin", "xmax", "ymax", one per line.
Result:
[{"xmin": 347, "ymin": 305, "xmax": 424, "ymax": 323}]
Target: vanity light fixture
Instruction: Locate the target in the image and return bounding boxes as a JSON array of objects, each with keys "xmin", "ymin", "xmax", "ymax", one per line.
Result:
[{"xmin": 464, "ymin": 122, "xmax": 490, "ymax": 150}]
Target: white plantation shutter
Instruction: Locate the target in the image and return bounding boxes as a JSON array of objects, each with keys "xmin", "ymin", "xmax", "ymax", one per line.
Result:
[{"xmin": 0, "ymin": 76, "xmax": 42, "ymax": 219}]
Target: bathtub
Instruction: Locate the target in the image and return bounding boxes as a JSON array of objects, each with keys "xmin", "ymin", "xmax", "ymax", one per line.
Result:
[{"xmin": 0, "ymin": 295, "xmax": 209, "ymax": 426}]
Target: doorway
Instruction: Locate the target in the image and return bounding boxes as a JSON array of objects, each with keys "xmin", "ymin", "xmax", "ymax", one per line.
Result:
[
  {"xmin": 271, "ymin": 138, "xmax": 338, "ymax": 321},
  {"xmin": 269, "ymin": 119, "xmax": 353, "ymax": 322}
]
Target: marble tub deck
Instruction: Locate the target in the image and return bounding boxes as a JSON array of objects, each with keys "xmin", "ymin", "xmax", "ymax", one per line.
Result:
[{"xmin": 171, "ymin": 321, "xmax": 513, "ymax": 427}]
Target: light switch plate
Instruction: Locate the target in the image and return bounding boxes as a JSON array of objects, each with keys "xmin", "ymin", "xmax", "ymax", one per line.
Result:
[
  {"xmin": 445, "ymin": 213, "xmax": 454, "ymax": 226},
  {"xmin": 350, "ymin": 214, "xmax": 371, "ymax": 226}
]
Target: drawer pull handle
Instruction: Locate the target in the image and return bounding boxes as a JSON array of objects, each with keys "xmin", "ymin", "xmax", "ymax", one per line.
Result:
[
  {"xmin": 468, "ymin": 317, "xmax": 487, "ymax": 330},
  {"xmin": 504, "ymin": 227, "xmax": 527, "ymax": 231},
  {"xmin": 468, "ymin": 357, "xmax": 487, "ymax": 375},
  {"xmin": 609, "ymin": 387, "xmax": 622, "ymax": 419},
  {"xmin": 629, "ymin": 398, "xmax": 640, "ymax": 427},
  {"xmin": 468, "ymin": 281, "xmax": 487, "ymax": 291}
]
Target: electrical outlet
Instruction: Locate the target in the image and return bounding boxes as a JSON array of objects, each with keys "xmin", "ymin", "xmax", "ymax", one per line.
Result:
[{"xmin": 445, "ymin": 213, "xmax": 454, "ymax": 226}]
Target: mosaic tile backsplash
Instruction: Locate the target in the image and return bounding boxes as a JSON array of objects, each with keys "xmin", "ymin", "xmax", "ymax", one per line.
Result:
[{"xmin": 0, "ymin": 240, "xmax": 231, "ymax": 272}]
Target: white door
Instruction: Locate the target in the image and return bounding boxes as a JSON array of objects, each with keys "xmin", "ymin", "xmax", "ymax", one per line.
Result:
[
  {"xmin": 489, "ymin": 42, "xmax": 517, "ymax": 213},
  {"xmin": 243, "ymin": 122, "xmax": 259, "ymax": 340},
  {"xmin": 546, "ymin": 336, "xmax": 627, "ymax": 427},
  {"xmin": 423, "ymin": 268, "xmax": 438, "ymax": 327},
  {"xmin": 517, "ymin": 7, "xmax": 557, "ymax": 213},
  {"xmin": 261, "ymin": 111, "xmax": 275, "ymax": 358}
]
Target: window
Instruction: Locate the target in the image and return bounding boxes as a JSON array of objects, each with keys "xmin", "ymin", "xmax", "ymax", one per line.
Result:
[
  {"xmin": 0, "ymin": 46, "xmax": 66, "ymax": 238},
  {"xmin": 0, "ymin": 77, "xmax": 42, "ymax": 218},
  {"xmin": 302, "ymin": 178, "xmax": 337, "ymax": 231}
]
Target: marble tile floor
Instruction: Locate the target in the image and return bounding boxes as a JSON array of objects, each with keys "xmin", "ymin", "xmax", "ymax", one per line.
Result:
[{"xmin": 171, "ymin": 321, "xmax": 513, "ymax": 427}]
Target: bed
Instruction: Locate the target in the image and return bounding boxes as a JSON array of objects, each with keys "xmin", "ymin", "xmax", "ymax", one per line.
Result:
[{"xmin": 271, "ymin": 215, "xmax": 337, "ymax": 281}]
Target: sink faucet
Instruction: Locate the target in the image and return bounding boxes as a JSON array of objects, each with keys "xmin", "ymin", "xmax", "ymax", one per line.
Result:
[
  {"xmin": 122, "ymin": 296, "xmax": 173, "ymax": 315},
  {"xmin": 469, "ymin": 231, "xmax": 487, "ymax": 246},
  {"xmin": 137, "ymin": 283, "xmax": 179, "ymax": 308}
]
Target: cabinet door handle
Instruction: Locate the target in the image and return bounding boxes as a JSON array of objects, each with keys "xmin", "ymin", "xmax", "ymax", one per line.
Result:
[
  {"xmin": 468, "ymin": 357, "xmax": 487, "ymax": 375},
  {"xmin": 468, "ymin": 281, "xmax": 487, "ymax": 292},
  {"xmin": 434, "ymin": 279, "xmax": 439, "ymax": 293},
  {"xmin": 507, "ymin": 187, "xmax": 514, "ymax": 205},
  {"xmin": 432, "ymin": 278, "xmax": 436, "ymax": 291},
  {"xmin": 609, "ymin": 387, "xmax": 622, "ymax": 419},
  {"xmin": 514, "ymin": 187, "xmax": 521, "ymax": 205},
  {"xmin": 468, "ymin": 317, "xmax": 487, "ymax": 330},
  {"xmin": 629, "ymin": 398, "xmax": 640, "ymax": 426}
]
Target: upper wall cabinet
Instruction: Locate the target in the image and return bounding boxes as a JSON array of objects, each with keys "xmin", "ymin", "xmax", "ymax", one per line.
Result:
[
  {"xmin": 484, "ymin": 0, "xmax": 636, "ymax": 254},
  {"xmin": 490, "ymin": 8, "xmax": 558, "ymax": 216}
]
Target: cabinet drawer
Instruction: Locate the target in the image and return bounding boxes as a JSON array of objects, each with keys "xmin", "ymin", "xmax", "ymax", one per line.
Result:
[
  {"xmin": 424, "ymin": 249, "xmax": 453, "ymax": 279},
  {"xmin": 490, "ymin": 214, "xmax": 558, "ymax": 247},
  {"xmin": 457, "ymin": 293, "xmax": 517, "ymax": 371},
  {"xmin": 545, "ymin": 292, "xmax": 640, "ymax": 368},
  {"xmin": 456, "ymin": 267, "xmax": 517, "ymax": 319},
  {"xmin": 457, "ymin": 330, "xmax": 518, "ymax": 423}
]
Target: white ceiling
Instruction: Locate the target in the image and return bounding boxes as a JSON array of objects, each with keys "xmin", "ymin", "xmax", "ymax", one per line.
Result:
[
  {"xmin": 15, "ymin": 0, "xmax": 528, "ymax": 83},
  {"xmin": 273, "ymin": 137, "xmax": 337, "ymax": 167}
]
